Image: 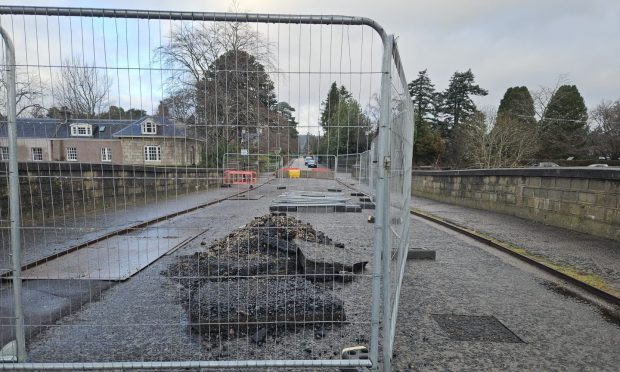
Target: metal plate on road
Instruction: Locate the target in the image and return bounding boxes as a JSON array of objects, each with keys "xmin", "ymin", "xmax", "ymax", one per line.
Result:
[{"xmin": 22, "ymin": 223, "xmax": 203, "ymax": 281}]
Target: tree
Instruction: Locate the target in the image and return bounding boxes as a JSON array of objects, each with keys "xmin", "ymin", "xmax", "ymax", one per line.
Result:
[
  {"xmin": 0, "ymin": 69, "xmax": 46, "ymax": 118},
  {"xmin": 497, "ymin": 86, "xmax": 535, "ymax": 125},
  {"xmin": 319, "ymin": 82, "xmax": 351, "ymax": 132},
  {"xmin": 98, "ymin": 106, "xmax": 146, "ymax": 120},
  {"xmin": 55, "ymin": 56, "xmax": 111, "ymax": 118},
  {"xmin": 157, "ymin": 89, "xmax": 195, "ymax": 123},
  {"xmin": 408, "ymin": 69, "xmax": 445, "ymax": 165},
  {"xmin": 439, "ymin": 69, "xmax": 488, "ymax": 134},
  {"xmin": 196, "ymin": 49, "xmax": 277, "ymax": 139},
  {"xmin": 408, "ymin": 69, "xmax": 436, "ymax": 123},
  {"xmin": 154, "ymin": 5, "xmax": 272, "ymax": 93},
  {"xmin": 453, "ymin": 109, "xmax": 538, "ymax": 168},
  {"xmin": 320, "ymin": 93, "xmax": 372, "ymax": 155},
  {"xmin": 273, "ymin": 101, "xmax": 298, "ymax": 138},
  {"xmin": 590, "ymin": 99, "xmax": 620, "ymax": 159},
  {"xmin": 532, "ymin": 74, "xmax": 569, "ymax": 122},
  {"xmin": 538, "ymin": 85, "xmax": 588, "ymax": 159},
  {"xmin": 413, "ymin": 120, "xmax": 444, "ymax": 166}
]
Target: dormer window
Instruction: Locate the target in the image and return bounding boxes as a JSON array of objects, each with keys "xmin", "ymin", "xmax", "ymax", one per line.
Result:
[
  {"xmin": 141, "ymin": 120, "xmax": 157, "ymax": 135},
  {"xmin": 70, "ymin": 123, "xmax": 93, "ymax": 137}
]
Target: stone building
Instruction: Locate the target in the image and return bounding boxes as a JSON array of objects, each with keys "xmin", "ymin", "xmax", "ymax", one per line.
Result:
[{"xmin": 0, "ymin": 116, "xmax": 205, "ymax": 166}]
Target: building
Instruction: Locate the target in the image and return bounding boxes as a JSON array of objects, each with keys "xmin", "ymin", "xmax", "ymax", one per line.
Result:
[{"xmin": 0, "ymin": 116, "xmax": 205, "ymax": 166}]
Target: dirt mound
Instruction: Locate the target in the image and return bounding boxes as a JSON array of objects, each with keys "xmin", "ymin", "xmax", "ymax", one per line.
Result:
[
  {"xmin": 163, "ymin": 213, "xmax": 355, "ymax": 342},
  {"xmin": 188, "ymin": 277, "xmax": 346, "ymax": 339}
]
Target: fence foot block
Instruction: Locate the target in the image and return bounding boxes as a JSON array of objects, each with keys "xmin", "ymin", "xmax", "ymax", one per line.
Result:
[{"xmin": 407, "ymin": 249, "xmax": 436, "ymax": 260}]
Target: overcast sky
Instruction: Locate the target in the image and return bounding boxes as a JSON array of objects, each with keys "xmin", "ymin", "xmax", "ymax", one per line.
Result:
[{"xmin": 1, "ymin": 0, "xmax": 618, "ymax": 114}]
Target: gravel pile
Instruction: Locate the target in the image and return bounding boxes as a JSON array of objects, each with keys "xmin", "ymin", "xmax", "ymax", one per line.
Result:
[
  {"xmin": 163, "ymin": 213, "xmax": 352, "ymax": 343},
  {"xmin": 188, "ymin": 277, "xmax": 346, "ymax": 342}
]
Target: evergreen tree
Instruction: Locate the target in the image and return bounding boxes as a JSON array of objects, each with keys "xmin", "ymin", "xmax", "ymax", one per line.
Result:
[
  {"xmin": 98, "ymin": 106, "xmax": 147, "ymax": 120},
  {"xmin": 497, "ymin": 86, "xmax": 535, "ymax": 125},
  {"xmin": 320, "ymin": 93, "xmax": 371, "ymax": 155},
  {"xmin": 408, "ymin": 69, "xmax": 444, "ymax": 165},
  {"xmin": 274, "ymin": 101, "xmax": 298, "ymax": 138},
  {"xmin": 440, "ymin": 69, "xmax": 488, "ymax": 134},
  {"xmin": 413, "ymin": 120, "xmax": 444, "ymax": 165},
  {"xmin": 319, "ymin": 82, "xmax": 351, "ymax": 132},
  {"xmin": 538, "ymin": 85, "xmax": 588, "ymax": 159},
  {"xmin": 408, "ymin": 69, "xmax": 436, "ymax": 123}
]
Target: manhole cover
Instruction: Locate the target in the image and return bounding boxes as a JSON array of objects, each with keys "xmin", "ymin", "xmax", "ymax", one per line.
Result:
[{"xmin": 432, "ymin": 314, "xmax": 522, "ymax": 343}]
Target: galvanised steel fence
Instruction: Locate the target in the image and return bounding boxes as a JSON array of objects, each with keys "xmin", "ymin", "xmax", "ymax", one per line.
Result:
[
  {"xmin": 222, "ymin": 153, "xmax": 283, "ymax": 176},
  {"xmin": 0, "ymin": 6, "xmax": 413, "ymax": 371}
]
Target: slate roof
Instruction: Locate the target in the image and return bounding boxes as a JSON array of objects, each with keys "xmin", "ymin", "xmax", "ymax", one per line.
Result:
[
  {"xmin": 0, "ymin": 116, "xmax": 191, "ymax": 139},
  {"xmin": 112, "ymin": 116, "xmax": 186, "ymax": 138}
]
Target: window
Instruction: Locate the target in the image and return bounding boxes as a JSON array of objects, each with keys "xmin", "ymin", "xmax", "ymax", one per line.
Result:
[
  {"xmin": 31, "ymin": 147, "xmax": 43, "ymax": 161},
  {"xmin": 101, "ymin": 147, "xmax": 112, "ymax": 162},
  {"xmin": 66, "ymin": 147, "xmax": 77, "ymax": 161},
  {"xmin": 70, "ymin": 124, "xmax": 93, "ymax": 137},
  {"xmin": 0, "ymin": 146, "xmax": 8, "ymax": 161},
  {"xmin": 144, "ymin": 145, "xmax": 161, "ymax": 161},
  {"xmin": 141, "ymin": 120, "xmax": 157, "ymax": 135}
]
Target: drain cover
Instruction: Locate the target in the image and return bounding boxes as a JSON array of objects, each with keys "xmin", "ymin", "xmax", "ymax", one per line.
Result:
[{"xmin": 432, "ymin": 314, "xmax": 522, "ymax": 343}]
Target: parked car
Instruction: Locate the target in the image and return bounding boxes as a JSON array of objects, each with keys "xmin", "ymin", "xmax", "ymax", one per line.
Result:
[
  {"xmin": 307, "ymin": 159, "xmax": 317, "ymax": 168},
  {"xmin": 533, "ymin": 162, "xmax": 560, "ymax": 168},
  {"xmin": 304, "ymin": 156, "xmax": 313, "ymax": 165}
]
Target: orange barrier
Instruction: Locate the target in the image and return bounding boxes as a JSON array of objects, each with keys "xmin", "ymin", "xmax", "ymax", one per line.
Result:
[{"xmin": 223, "ymin": 170, "xmax": 257, "ymax": 186}]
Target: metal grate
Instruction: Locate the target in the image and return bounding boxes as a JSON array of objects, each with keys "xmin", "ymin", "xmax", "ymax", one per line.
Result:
[{"xmin": 432, "ymin": 314, "xmax": 523, "ymax": 343}]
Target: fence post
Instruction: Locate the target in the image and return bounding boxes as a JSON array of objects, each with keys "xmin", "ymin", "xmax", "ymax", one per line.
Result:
[
  {"xmin": 370, "ymin": 33, "xmax": 393, "ymax": 371},
  {"xmin": 0, "ymin": 25, "xmax": 26, "ymax": 362}
]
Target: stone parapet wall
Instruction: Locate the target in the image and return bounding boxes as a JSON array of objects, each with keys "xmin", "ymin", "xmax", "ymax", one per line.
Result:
[
  {"xmin": 412, "ymin": 168, "xmax": 620, "ymax": 241},
  {"xmin": 0, "ymin": 162, "xmax": 222, "ymax": 223}
]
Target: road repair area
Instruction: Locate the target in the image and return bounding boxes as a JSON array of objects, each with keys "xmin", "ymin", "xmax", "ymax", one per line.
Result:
[{"xmin": 1, "ymin": 176, "xmax": 619, "ymax": 370}]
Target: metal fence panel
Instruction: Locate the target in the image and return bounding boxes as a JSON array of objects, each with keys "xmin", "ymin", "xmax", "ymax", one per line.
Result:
[{"xmin": 0, "ymin": 6, "xmax": 413, "ymax": 370}]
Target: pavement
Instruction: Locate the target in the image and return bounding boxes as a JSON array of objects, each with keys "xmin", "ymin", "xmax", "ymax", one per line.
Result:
[
  {"xmin": 0, "ymin": 182, "xmax": 259, "ymax": 274},
  {"xmin": 394, "ymin": 213, "xmax": 620, "ymax": 371},
  {"xmin": 0, "ymin": 280, "xmax": 113, "ymax": 347},
  {"xmin": 411, "ymin": 196, "xmax": 620, "ymax": 294}
]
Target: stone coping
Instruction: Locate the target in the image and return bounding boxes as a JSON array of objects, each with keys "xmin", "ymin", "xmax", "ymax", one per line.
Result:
[{"xmin": 412, "ymin": 167, "xmax": 620, "ymax": 181}]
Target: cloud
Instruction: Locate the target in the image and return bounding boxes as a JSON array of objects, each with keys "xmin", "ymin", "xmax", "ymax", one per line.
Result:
[{"xmin": 1, "ymin": 0, "xmax": 618, "ymax": 115}]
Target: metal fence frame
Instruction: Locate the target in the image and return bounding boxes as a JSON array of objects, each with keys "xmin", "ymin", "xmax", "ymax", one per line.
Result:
[
  {"xmin": 0, "ymin": 6, "xmax": 414, "ymax": 371},
  {"xmin": 222, "ymin": 153, "xmax": 283, "ymax": 176}
]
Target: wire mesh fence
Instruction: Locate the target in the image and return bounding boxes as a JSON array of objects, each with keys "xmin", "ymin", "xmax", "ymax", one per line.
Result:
[
  {"xmin": 0, "ymin": 6, "xmax": 413, "ymax": 370},
  {"xmin": 222, "ymin": 153, "xmax": 282, "ymax": 177},
  {"xmin": 384, "ymin": 41, "xmax": 415, "ymax": 361}
]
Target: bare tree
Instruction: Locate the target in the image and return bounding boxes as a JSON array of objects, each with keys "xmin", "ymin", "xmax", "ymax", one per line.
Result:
[
  {"xmin": 0, "ymin": 68, "xmax": 46, "ymax": 118},
  {"xmin": 154, "ymin": 1, "xmax": 282, "ymax": 163},
  {"xmin": 54, "ymin": 56, "xmax": 111, "ymax": 118},
  {"xmin": 590, "ymin": 99, "xmax": 620, "ymax": 159},
  {"xmin": 532, "ymin": 74, "xmax": 569, "ymax": 122},
  {"xmin": 455, "ymin": 108, "xmax": 538, "ymax": 168},
  {"xmin": 155, "ymin": 2, "xmax": 273, "ymax": 93},
  {"xmin": 157, "ymin": 88, "xmax": 196, "ymax": 123}
]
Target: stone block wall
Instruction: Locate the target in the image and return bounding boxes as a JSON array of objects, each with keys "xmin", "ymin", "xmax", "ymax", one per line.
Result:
[
  {"xmin": 412, "ymin": 168, "xmax": 620, "ymax": 241},
  {"xmin": 0, "ymin": 162, "xmax": 221, "ymax": 223},
  {"xmin": 120, "ymin": 138, "xmax": 205, "ymax": 166}
]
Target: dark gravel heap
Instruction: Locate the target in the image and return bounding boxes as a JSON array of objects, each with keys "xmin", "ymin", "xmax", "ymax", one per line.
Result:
[
  {"xmin": 163, "ymin": 213, "xmax": 341, "ymax": 286},
  {"xmin": 188, "ymin": 277, "xmax": 346, "ymax": 340},
  {"xmin": 163, "ymin": 213, "xmax": 348, "ymax": 342}
]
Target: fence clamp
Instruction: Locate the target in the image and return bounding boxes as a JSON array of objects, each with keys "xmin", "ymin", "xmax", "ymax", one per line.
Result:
[{"xmin": 383, "ymin": 156, "xmax": 391, "ymax": 170}]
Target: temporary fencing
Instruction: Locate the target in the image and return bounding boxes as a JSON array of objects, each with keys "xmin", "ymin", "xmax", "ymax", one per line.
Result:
[{"xmin": 0, "ymin": 6, "xmax": 413, "ymax": 371}]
